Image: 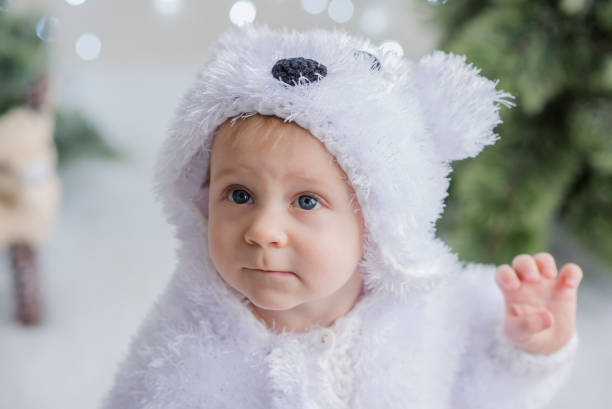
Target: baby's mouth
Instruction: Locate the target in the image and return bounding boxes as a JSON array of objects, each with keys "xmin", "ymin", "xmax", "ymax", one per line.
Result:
[{"xmin": 247, "ymin": 267, "xmax": 295, "ymax": 275}]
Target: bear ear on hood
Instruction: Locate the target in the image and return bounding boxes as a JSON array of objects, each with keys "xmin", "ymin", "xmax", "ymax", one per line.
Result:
[{"xmin": 413, "ymin": 50, "xmax": 515, "ymax": 163}]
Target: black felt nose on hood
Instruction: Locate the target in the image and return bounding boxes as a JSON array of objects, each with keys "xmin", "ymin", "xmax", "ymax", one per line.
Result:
[{"xmin": 271, "ymin": 57, "xmax": 327, "ymax": 85}]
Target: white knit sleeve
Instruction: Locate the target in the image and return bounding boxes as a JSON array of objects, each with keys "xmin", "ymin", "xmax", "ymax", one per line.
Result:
[{"xmin": 450, "ymin": 263, "xmax": 578, "ymax": 409}]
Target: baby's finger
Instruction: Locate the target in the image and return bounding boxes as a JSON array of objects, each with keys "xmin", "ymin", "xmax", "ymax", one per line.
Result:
[
  {"xmin": 557, "ymin": 263, "xmax": 583, "ymax": 290},
  {"xmin": 505, "ymin": 311, "xmax": 553, "ymax": 342},
  {"xmin": 512, "ymin": 254, "xmax": 541, "ymax": 283},
  {"xmin": 495, "ymin": 264, "xmax": 520, "ymax": 291},
  {"xmin": 534, "ymin": 252, "xmax": 558, "ymax": 279}
]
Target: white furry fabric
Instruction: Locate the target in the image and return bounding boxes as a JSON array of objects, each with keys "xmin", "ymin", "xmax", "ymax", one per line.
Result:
[{"xmin": 100, "ymin": 25, "xmax": 576, "ymax": 409}]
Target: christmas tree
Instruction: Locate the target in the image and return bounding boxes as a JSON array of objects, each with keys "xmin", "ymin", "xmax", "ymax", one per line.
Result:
[{"xmin": 433, "ymin": 0, "xmax": 612, "ymax": 269}]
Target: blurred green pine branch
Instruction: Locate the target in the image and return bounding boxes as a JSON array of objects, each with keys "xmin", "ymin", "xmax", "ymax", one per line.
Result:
[
  {"xmin": 0, "ymin": 12, "xmax": 47, "ymax": 116},
  {"xmin": 54, "ymin": 109, "xmax": 123, "ymax": 168},
  {"xmin": 433, "ymin": 0, "xmax": 612, "ymax": 268}
]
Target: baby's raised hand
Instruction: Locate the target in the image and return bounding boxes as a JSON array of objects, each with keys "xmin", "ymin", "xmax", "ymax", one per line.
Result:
[{"xmin": 495, "ymin": 253, "xmax": 583, "ymax": 355}]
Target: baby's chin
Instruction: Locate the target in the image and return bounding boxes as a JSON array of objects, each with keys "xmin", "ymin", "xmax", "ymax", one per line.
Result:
[{"xmin": 246, "ymin": 294, "xmax": 303, "ymax": 312}]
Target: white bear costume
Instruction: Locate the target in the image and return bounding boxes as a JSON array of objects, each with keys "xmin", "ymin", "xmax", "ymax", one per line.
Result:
[{"xmin": 100, "ymin": 25, "xmax": 578, "ymax": 409}]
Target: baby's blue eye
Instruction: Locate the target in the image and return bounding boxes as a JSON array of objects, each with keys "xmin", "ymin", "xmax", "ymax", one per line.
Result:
[
  {"xmin": 229, "ymin": 189, "xmax": 252, "ymax": 204},
  {"xmin": 227, "ymin": 188, "xmax": 321, "ymax": 211},
  {"xmin": 295, "ymin": 195, "xmax": 320, "ymax": 211}
]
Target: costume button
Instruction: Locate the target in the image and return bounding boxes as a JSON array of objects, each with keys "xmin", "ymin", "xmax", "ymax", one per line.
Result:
[{"xmin": 318, "ymin": 329, "xmax": 335, "ymax": 350}]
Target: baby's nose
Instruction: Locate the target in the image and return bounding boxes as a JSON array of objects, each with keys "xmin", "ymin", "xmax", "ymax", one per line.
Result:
[
  {"xmin": 244, "ymin": 214, "xmax": 288, "ymax": 248},
  {"xmin": 271, "ymin": 57, "xmax": 327, "ymax": 86}
]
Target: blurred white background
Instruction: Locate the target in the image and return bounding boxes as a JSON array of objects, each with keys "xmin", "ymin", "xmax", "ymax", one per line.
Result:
[{"xmin": 0, "ymin": 1, "xmax": 610, "ymax": 408}]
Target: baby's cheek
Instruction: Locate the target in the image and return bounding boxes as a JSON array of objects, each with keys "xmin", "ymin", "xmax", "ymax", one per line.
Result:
[
  {"xmin": 304, "ymin": 233, "xmax": 358, "ymax": 285},
  {"xmin": 207, "ymin": 224, "xmax": 233, "ymax": 271}
]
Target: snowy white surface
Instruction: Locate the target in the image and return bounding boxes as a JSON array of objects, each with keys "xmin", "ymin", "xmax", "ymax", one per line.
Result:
[{"xmin": 1, "ymin": 62, "xmax": 611, "ymax": 409}]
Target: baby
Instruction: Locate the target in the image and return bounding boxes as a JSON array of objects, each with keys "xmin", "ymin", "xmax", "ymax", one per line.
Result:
[{"xmin": 101, "ymin": 25, "xmax": 582, "ymax": 409}]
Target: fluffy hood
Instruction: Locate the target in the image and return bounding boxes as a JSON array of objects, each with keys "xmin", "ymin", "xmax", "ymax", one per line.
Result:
[{"xmin": 153, "ymin": 24, "xmax": 513, "ymax": 308}]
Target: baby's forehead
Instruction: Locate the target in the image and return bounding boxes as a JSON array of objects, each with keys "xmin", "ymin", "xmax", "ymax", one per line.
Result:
[
  {"xmin": 215, "ymin": 115, "xmax": 314, "ymax": 148},
  {"xmin": 213, "ymin": 115, "xmax": 333, "ymax": 162},
  {"xmin": 210, "ymin": 115, "xmax": 354, "ymax": 190}
]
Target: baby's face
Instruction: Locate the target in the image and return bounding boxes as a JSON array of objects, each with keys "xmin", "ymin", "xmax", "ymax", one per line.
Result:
[{"xmin": 207, "ymin": 115, "xmax": 364, "ymax": 329}]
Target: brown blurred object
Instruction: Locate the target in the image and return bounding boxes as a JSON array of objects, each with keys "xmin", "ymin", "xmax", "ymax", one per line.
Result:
[
  {"xmin": 27, "ymin": 74, "xmax": 49, "ymax": 112},
  {"xmin": 10, "ymin": 243, "xmax": 41, "ymax": 325},
  {"xmin": 0, "ymin": 75, "xmax": 61, "ymax": 325}
]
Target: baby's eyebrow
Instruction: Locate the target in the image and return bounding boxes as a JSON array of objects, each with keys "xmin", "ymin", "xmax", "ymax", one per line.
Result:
[
  {"xmin": 212, "ymin": 167, "xmax": 246, "ymax": 180},
  {"xmin": 212, "ymin": 166, "xmax": 261, "ymax": 181},
  {"xmin": 285, "ymin": 173, "xmax": 327, "ymax": 185}
]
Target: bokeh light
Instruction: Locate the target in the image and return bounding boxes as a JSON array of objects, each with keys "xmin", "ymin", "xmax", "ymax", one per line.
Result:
[
  {"xmin": 35, "ymin": 16, "xmax": 61, "ymax": 42},
  {"xmin": 75, "ymin": 33, "xmax": 102, "ymax": 61},
  {"xmin": 229, "ymin": 1, "xmax": 257, "ymax": 26},
  {"xmin": 380, "ymin": 40, "xmax": 404, "ymax": 56},
  {"xmin": 560, "ymin": 0, "xmax": 588, "ymax": 15},
  {"xmin": 360, "ymin": 5, "xmax": 389, "ymax": 36},
  {"xmin": 153, "ymin": 0, "xmax": 182, "ymax": 16},
  {"xmin": 301, "ymin": 0, "xmax": 328, "ymax": 15},
  {"xmin": 65, "ymin": 0, "xmax": 88, "ymax": 6},
  {"xmin": 328, "ymin": 0, "xmax": 353, "ymax": 23}
]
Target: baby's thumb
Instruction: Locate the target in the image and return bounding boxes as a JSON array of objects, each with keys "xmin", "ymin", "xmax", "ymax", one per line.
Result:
[{"xmin": 505, "ymin": 310, "xmax": 553, "ymax": 343}]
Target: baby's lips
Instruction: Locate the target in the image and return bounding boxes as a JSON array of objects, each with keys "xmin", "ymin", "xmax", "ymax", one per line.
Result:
[{"xmin": 246, "ymin": 267, "xmax": 296, "ymax": 275}]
